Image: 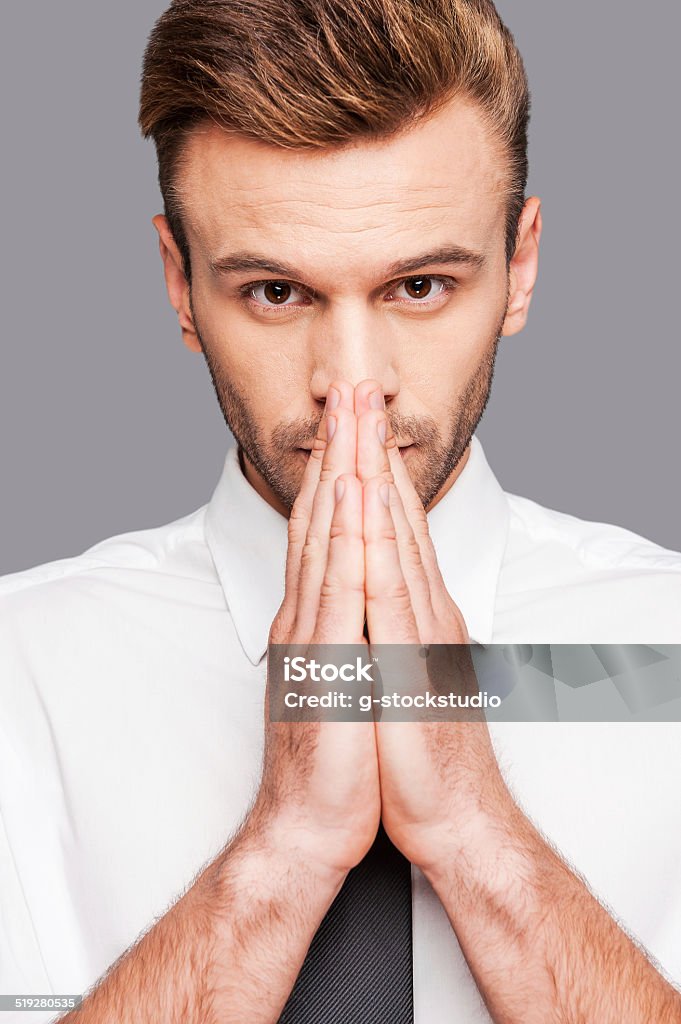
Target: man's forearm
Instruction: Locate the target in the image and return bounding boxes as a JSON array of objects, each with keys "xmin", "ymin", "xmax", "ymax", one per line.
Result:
[
  {"xmin": 57, "ymin": 820, "xmax": 346, "ymax": 1024},
  {"xmin": 423, "ymin": 780, "xmax": 681, "ymax": 1024}
]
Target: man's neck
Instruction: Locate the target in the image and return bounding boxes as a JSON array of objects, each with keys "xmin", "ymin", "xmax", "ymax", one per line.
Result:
[
  {"xmin": 425, "ymin": 444, "xmax": 471, "ymax": 511},
  {"xmin": 237, "ymin": 443, "xmax": 472, "ymax": 519}
]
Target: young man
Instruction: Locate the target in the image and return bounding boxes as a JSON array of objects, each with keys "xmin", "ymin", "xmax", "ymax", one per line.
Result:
[{"xmin": 1, "ymin": 2, "xmax": 680, "ymax": 1022}]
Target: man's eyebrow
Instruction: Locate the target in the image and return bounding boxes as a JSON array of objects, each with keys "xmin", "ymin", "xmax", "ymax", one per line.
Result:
[
  {"xmin": 209, "ymin": 244, "xmax": 486, "ymax": 280},
  {"xmin": 210, "ymin": 253, "xmax": 299, "ymax": 278},
  {"xmin": 385, "ymin": 246, "xmax": 486, "ymax": 277}
]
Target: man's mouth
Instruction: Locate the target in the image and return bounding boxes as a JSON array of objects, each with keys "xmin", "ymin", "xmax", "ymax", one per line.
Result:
[{"xmin": 296, "ymin": 444, "xmax": 414, "ymax": 457}]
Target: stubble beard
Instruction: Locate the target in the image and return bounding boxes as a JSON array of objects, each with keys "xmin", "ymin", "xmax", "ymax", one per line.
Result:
[{"xmin": 192, "ymin": 299, "xmax": 504, "ymax": 513}]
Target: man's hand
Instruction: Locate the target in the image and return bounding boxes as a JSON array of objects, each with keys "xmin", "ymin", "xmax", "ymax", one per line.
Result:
[
  {"xmin": 352, "ymin": 378, "xmax": 506, "ymax": 871},
  {"xmin": 251, "ymin": 379, "xmax": 381, "ymax": 874},
  {"xmin": 57, "ymin": 382, "xmax": 382, "ymax": 1024},
  {"xmin": 353, "ymin": 379, "xmax": 681, "ymax": 1024}
]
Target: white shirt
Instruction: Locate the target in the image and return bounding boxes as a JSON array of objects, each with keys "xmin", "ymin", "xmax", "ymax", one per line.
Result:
[{"xmin": 1, "ymin": 434, "xmax": 680, "ymax": 1023}]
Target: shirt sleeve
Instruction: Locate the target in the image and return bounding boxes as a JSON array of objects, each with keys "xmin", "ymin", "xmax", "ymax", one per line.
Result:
[
  {"xmin": 0, "ymin": 581, "xmax": 63, "ymax": 1022},
  {"xmin": 0, "ymin": 806, "xmax": 54, "ymax": 1017}
]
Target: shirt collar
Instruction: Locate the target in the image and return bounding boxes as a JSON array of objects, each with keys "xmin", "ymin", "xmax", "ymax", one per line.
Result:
[{"xmin": 204, "ymin": 435, "xmax": 509, "ymax": 666}]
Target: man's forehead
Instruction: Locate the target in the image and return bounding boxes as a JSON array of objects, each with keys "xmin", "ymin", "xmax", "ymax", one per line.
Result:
[{"xmin": 179, "ymin": 97, "xmax": 507, "ymax": 265}]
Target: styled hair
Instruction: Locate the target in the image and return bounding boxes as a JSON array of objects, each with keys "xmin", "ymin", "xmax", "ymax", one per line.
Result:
[{"xmin": 139, "ymin": 0, "xmax": 530, "ymax": 281}]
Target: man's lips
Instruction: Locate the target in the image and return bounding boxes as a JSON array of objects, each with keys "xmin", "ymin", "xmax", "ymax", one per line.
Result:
[{"xmin": 297, "ymin": 443, "xmax": 415, "ymax": 454}]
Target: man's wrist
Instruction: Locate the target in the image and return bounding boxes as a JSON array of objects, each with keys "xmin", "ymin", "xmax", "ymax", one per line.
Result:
[
  {"xmin": 413, "ymin": 775, "xmax": 519, "ymax": 883},
  {"xmin": 217, "ymin": 812, "xmax": 351, "ymax": 899}
]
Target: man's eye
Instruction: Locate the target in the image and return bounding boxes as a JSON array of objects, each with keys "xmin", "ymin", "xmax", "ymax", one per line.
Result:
[
  {"xmin": 249, "ymin": 281, "xmax": 305, "ymax": 306},
  {"xmin": 389, "ymin": 276, "xmax": 450, "ymax": 302}
]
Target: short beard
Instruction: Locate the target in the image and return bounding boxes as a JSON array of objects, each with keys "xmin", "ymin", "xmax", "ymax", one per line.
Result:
[{"xmin": 192, "ymin": 295, "xmax": 504, "ymax": 513}]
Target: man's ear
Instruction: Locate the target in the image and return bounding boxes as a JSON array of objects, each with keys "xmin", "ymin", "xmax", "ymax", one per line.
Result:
[
  {"xmin": 501, "ymin": 197, "xmax": 542, "ymax": 337},
  {"xmin": 152, "ymin": 214, "xmax": 202, "ymax": 353}
]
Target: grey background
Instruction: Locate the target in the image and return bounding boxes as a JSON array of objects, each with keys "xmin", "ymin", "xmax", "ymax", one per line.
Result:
[{"xmin": 1, "ymin": 2, "xmax": 679, "ymax": 575}]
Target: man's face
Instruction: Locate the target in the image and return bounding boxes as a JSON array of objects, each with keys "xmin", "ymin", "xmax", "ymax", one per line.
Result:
[{"xmin": 159, "ymin": 96, "xmax": 540, "ymax": 513}]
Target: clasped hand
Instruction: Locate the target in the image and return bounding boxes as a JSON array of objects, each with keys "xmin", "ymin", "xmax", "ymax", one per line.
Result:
[{"xmin": 257, "ymin": 379, "xmax": 506, "ymax": 876}]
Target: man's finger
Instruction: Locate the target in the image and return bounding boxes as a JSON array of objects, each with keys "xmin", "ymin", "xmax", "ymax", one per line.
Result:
[
  {"xmin": 279, "ymin": 380, "xmax": 352, "ymax": 629},
  {"xmin": 356, "ymin": 405, "xmax": 395, "ymax": 485},
  {"xmin": 313, "ymin": 474, "xmax": 366, "ymax": 644},
  {"xmin": 354, "ymin": 379, "xmax": 450, "ymax": 604},
  {"xmin": 291, "ymin": 406, "xmax": 358, "ymax": 641},
  {"xmin": 385, "ymin": 442, "xmax": 455, "ymax": 619},
  {"xmin": 382, "ymin": 473, "xmax": 438, "ymax": 642},
  {"xmin": 355, "ymin": 395, "xmax": 452, "ymax": 622},
  {"xmin": 354, "ymin": 378, "xmax": 385, "ymax": 422},
  {"xmin": 363, "ymin": 475, "xmax": 420, "ymax": 644}
]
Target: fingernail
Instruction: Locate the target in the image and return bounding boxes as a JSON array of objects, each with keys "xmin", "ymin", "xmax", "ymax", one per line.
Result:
[
  {"xmin": 380, "ymin": 482, "xmax": 390, "ymax": 507},
  {"xmin": 377, "ymin": 419, "xmax": 386, "ymax": 445},
  {"xmin": 335, "ymin": 478, "xmax": 346, "ymax": 503},
  {"xmin": 369, "ymin": 389, "xmax": 384, "ymax": 410},
  {"xmin": 326, "ymin": 387, "xmax": 341, "ymax": 412},
  {"xmin": 327, "ymin": 415, "xmax": 337, "ymax": 441}
]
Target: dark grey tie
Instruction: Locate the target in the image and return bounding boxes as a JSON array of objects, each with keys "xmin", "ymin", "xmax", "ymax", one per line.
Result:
[{"xmin": 277, "ymin": 821, "xmax": 414, "ymax": 1023}]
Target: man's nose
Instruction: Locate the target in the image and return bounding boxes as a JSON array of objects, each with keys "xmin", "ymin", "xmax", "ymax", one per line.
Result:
[{"xmin": 308, "ymin": 304, "xmax": 400, "ymax": 403}]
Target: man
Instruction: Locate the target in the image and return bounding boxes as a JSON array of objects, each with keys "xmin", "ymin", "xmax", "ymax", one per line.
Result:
[{"xmin": 1, "ymin": 1, "xmax": 680, "ymax": 1022}]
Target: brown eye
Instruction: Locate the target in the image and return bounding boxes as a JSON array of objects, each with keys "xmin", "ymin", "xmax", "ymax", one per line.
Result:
[
  {"xmin": 263, "ymin": 281, "xmax": 292, "ymax": 304},
  {"xmin": 403, "ymin": 277, "xmax": 433, "ymax": 299}
]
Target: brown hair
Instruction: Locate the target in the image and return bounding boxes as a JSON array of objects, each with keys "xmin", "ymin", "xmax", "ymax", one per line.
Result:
[{"xmin": 139, "ymin": 0, "xmax": 530, "ymax": 282}]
